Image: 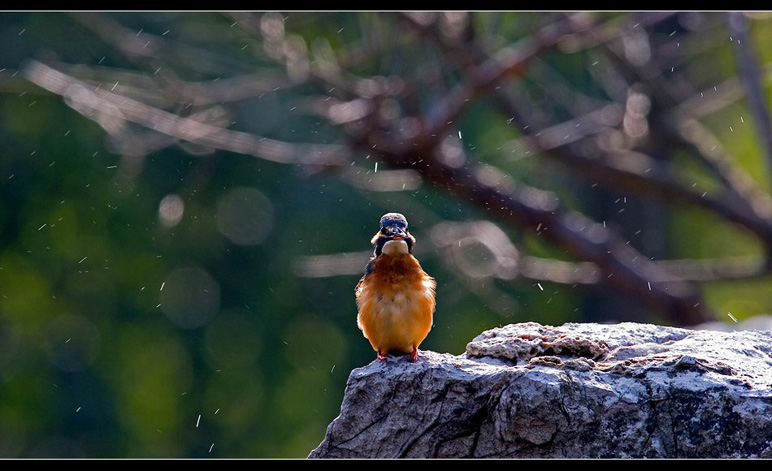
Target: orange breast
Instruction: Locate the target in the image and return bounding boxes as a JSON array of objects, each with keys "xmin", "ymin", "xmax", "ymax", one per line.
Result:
[{"xmin": 356, "ymin": 252, "xmax": 436, "ymax": 356}]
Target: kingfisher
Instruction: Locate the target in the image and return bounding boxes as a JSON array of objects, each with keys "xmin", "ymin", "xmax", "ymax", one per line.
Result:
[{"xmin": 355, "ymin": 213, "xmax": 436, "ymax": 362}]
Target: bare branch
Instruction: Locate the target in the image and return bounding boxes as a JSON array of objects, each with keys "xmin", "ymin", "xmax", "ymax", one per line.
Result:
[
  {"xmin": 727, "ymin": 12, "xmax": 772, "ymax": 181},
  {"xmin": 22, "ymin": 60, "xmax": 349, "ymax": 167}
]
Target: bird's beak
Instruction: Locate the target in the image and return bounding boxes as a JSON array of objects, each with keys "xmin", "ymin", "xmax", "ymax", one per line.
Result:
[{"xmin": 382, "ymin": 224, "xmax": 407, "ymax": 239}]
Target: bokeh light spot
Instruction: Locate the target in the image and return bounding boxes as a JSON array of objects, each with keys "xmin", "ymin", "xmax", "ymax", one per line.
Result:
[
  {"xmin": 158, "ymin": 194, "xmax": 185, "ymax": 228},
  {"xmin": 215, "ymin": 187, "xmax": 274, "ymax": 246},
  {"xmin": 160, "ymin": 267, "xmax": 220, "ymax": 329}
]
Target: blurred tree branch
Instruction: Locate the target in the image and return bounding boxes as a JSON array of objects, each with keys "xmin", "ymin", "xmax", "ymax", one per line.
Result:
[
  {"xmin": 727, "ymin": 12, "xmax": 772, "ymax": 182},
  {"xmin": 18, "ymin": 11, "xmax": 772, "ymax": 325},
  {"xmin": 23, "ymin": 60, "xmax": 349, "ymax": 166}
]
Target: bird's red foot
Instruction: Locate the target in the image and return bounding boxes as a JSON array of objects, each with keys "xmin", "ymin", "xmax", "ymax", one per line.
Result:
[
  {"xmin": 410, "ymin": 347, "xmax": 418, "ymax": 362},
  {"xmin": 377, "ymin": 351, "xmax": 388, "ymax": 361}
]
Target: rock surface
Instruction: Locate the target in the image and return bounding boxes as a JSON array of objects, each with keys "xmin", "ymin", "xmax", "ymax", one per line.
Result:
[{"xmin": 309, "ymin": 321, "xmax": 772, "ymax": 458}]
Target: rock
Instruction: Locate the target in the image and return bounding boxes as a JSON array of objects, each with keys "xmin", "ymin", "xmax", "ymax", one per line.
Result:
[{"xmin": 309, "ymin": 321, "xmax": 772, "ymax": 458}]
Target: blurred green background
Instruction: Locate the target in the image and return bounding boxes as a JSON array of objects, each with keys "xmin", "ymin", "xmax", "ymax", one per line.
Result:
[{"xmin": 0, "ymin": 11, "xmax": 770, "ymax": 458}]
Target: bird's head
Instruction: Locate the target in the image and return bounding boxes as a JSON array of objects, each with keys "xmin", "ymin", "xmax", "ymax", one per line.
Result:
[{"xmin": 371, "ymin": 212, "xmax": 415, "ymax": 255}]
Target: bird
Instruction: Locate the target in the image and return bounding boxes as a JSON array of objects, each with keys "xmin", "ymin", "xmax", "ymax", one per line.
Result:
[{"xmin": 355, "ymin": 212, "xmax": 436, "ymax": 362}]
